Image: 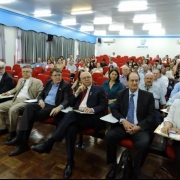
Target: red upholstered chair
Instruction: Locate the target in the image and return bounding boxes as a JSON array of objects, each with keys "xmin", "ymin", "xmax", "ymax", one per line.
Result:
[
  {"xmin": 12, "ymin": 64, "xmax": 20, "ymax": 70},
  {"xmin": 62, "ymin": 69, "xmax": 70, "ymax": 74},
  {"xmin": 96, "ymin": 77, "xmax": 109, "ymax": 86},
  {"xmin": 13, "ymin": 78, "xmax": 19, "ymax": 87},
  {"xmin": 5, "ymin": 66, "xmax": 11, "ymax": 71},
  {"xmin": 40, "ymin": 117, "xmax": 55, "ymax": 125},
  {"xmin": 92, "ymin": 73, "xmax": 103, "ymax": 83},
  {"xmin": 62, "ymin": 72, "xmax": 70, "ymax": 77},
  {"xmin": 62, "ymin": 77, "xmax": 71, "ymax": 84},
  {"xmin": 35, "ymin": 67, "xmax": 43, "ymax": 74},
  {"xmin": 32, "ymin": 69, "xmax": 38, "ymax": 78},
  {"xmin": 165, "ymin": 141, "xmax": 175, "ymax": 159},
  {"xmin": 43, "ymin": 71, "xmax": 51, "ymax": 78},
  {"xmin": 103, "ymin": 66, "xmax": 109, "ymax": 75},
  {"xmin": 18, "ymin": 72, "xmax": 23, "ymax": 79},
  {"xmin": 36, "ymin": 74, "xmax": 49, "ymax": 86},
  {"xmin": 13, "ymin": 67, "xmax": 22, "ymax": 77}
]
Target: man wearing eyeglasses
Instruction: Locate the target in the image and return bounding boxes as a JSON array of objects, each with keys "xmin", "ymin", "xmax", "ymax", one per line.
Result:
[
  {"xmin": 30, "ymin": 72, "xmax": 106, "ymax": 179},
  {"xmin": 0, "ymin": 65, "xmax": 43, "ymax": 142},
  {"xmin": 0, "ymin": 62, "xmax": 14, "ymax": 101},
  {"xmin": 6, "ymin": 68, "xmax": 71, "ymax": 156}
]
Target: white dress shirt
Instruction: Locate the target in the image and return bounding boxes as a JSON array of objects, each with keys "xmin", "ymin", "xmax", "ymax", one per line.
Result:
[{"xmin": 17, "ymin": 78, "xmax": 30, "ymax": 99}]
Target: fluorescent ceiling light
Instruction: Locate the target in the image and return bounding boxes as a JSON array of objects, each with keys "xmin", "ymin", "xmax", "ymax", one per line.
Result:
[
  {"xmin": 108, "ymin": 25, "xmax": 124, "ymax": 31},
  {"xmin": 119, "ymin": 29, "xmax": 133, "ymax": 35},
  {"xmin": 34, "ymin": 10, "xmax": 52, "ymax": 17},
  {"xmin": 142, "ymin": 23, "xmax": 162, "ymax": 30},
  {"xmin": 0, "ymin": 0, "xmax": 14, "ymax": 3},
  {"xmin": 133, "ymin": 14, "xmax": 156, "ymax": 23},
  {"xmin": 149, "ymin": 28, "xmax": 165, "ymax": 35},
  {"xmin": 94, "ymin": 30, "xmax": 106, "ymax": 36},
  {"xmin": 61, "ymin": 19, "xmax": 76, "ymax": 26},
  {"xmin": 80, "ymin": 26, "xmax": 94, "ymax": 32},
  {"xmin": 118, "ymin": 1, "xmax": 147, "ymax": 11},
  {"xmin": 94, "ymin": 17, "xmax": 112, "ymax": 25},
  {"xmin": 71, "ymin": 10, "xmax": 93, "ymax": 15}
]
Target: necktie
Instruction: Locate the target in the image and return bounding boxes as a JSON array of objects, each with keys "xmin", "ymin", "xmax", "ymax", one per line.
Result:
[
  {"xmin": 12, "ymin": 80, "xmax": 26, "ymax": 102},
  {"xmin": 127, "ymin": 94, "xmax": 135, "ymax": 124},
  {"xmin": 79, "ymin": 88, "xmax": 88, "ymax": 107}
]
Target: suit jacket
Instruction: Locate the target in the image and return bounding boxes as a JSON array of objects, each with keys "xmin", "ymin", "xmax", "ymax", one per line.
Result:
[
  {"xmin": 9, "ymin": 77, "xmax": 43, "ymax": 99},
  {"xmin": 111, "ymin": 88, "xmax": 155, "ymax": 132},
  {"xmin": 38, "ymin": 79, "xmax": 71, "ymax": 108},
  {"xmin": 70, "ymin": 84, "xmax": 107, "ymax": 130},
  {"xmin": 0, "ymin": 72, "xmax": 14, "ymax": 94}
]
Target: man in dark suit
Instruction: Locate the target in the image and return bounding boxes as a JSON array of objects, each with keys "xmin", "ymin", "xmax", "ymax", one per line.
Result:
[
  {"xmin": 31, "ymin": 72, "xmax": 106, "ymax": 179},
  {"xmin": 0, "ymin": 62, "xmax": 14, "ymax": 103},
  {"xmin": 105, "ymin": 72, "xmax": 155, "ymax": 179},
  {"xmin": 5, "ymin": 67, "xmax": 71, "ymax": 155}
]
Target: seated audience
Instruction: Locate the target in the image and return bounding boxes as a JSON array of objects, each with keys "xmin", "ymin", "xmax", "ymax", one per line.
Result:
[
  {"xmin": 55, "ymin": 58, "xmax": 66, "ymax": 70},
  {"xmin": 0, "ymin": 62, "xmax": 14, "ymax": 102},
  {"xmin": 119, "ymin": 65, "xmax": 129, "ymax": 88},
  {"xmin": 104, "ymin": 65, "xmax": 114, "ymax": 78},
  {"xmin": 166, "ymin": 91, "xmax": 180, "ymax": 111},
  {"xmin": 6, "ymin": 68, "xmax": 71, "ymax": 156},
  {"xmin": 33, "ymin": 58, "xmax": 43, "ymax": 68},
  {"xmin": 170, "ymin": 82, "xmax": 180, "ymax": 98},
  {"xmin": 29, "ymin": 72, "xmax": 106, "ymax": 179},
  {"xmin": 101, "ymin": 59, "xmax": 107, "ymax": 68},
  {"xmin": 161, "ymin": 99, "xmax": 180, "ymax": 178},
  {"xmin": 139, "ymin": 64, "xmax": 151, "ymax": 84},
  {"xmin": 89, "ymin": 61, "xmax": 96, "ymax": 72},
  {"xmin": 102, "ymin": 69, "xmax": 123, "ymax": 111},
  {"xmin": 90, "ymin": 55, "xmax": 97, "ymax": 64},
  {"xmin": 91, "ymin": 63, "xmax": 103, "ymax": 74},
  {"xmin": 108, "ymin": 57, "xmax": 117, "ymax": 68},
  {"xmin": 158, "ymin": 68, "xmax": 169, "ymax": 88},
  {"xmin": 0, "ymin": 66, "xmax": 43, "ymax": 142},
  {"xmin": 105, "ymin": 72, "xmax": 155, "ymax": 179},
  {"xmin": 66, "ymin": 59, "xmax": 76, "ymax": 78},
  {"xmin": 43, "ymin": 59, "xmax": 54, "ymax": 71}
]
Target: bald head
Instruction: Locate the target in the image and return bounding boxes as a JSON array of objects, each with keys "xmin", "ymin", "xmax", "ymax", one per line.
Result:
[
  {"xmin": 121, "ymin": 65, "xmax": 129, "ymax": 76},
  {"xmin": 144, "ymin": 73, "xmax": 154, "ymax": 87}
]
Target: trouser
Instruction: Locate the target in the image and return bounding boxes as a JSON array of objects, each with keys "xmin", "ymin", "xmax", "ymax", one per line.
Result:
[
  {"xmin": 0, "ymin": 98, "xmax": 27, "ymax": 132},
  {"xmin": 173, "ymin": 141, "xmax": 180, "ymax": 178}
]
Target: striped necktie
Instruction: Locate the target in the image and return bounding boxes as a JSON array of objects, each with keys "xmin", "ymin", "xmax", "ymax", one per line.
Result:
[{"xmin": 127, "ymin": 94, "xmax": 135, "ymax": 124}]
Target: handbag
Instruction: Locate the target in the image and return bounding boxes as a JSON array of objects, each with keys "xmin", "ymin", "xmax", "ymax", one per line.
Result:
[
  {"xmin": 116, "ymin": 149, "xmax": 133, "ymax": 179},
  {"xmin": 153, "ymin": 166, "xmax": 176, "ymax": 179}
]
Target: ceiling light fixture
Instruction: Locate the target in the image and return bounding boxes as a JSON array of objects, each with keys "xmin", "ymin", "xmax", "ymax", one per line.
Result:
[
  {"xmin": 94, "ymin": 17, "xmax": 112, "ymax": 25},
  {"xmin": 108, "ymin": 24, "xmax": 124, "ymax": 31},
  {"xmin": 142, "ymin": 23, "xmax": 162, "ymax": 30},
  {"xmin": 149, "ymin": 28, "xmax": 165, "ymax": 35},
  {"xmin": 0, "ymin": 0, "xmax": 14, "ymax": 3},
  {"xmin": 34, "ymin": 10, "xmax": 52, "ymax": 17},
  {"xmin": 94, "ymin": 30, "xmax": 106, "ymax": 36},
  {"xmin": 118, "ymin": 1, "xmax": 147, "ymax": 11},
  {"xmin": 80, "ymin": 26, "xmax": 94, "ymax": 32},
  {"xmin": 133, "ymin": 14, "xmax": 156, "ymax": 23},
  {"xmin": 71, "ymin": 10, "xmax": 93, "ymax": 15},
  {"xmin": 119, "ymin": 29, "xmax": 133, "ymax": 35},
  {"xmin": 61, "ymin": 19, "xmax": 76, "ymax": 26}
]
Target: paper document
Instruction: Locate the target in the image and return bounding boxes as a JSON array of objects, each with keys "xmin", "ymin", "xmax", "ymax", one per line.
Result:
[
  {"xmin": 61, "ymin": 107, "xmax": 73, "ymax": 113},
  {"xmin": 161, "ymin": 109, "xmax": 169, "ymax": 114},
  {"xmin": 73, "ymin": 109, "xmax": 94, "ymax": 114},
  {"xmin": 154, "ymin": 124, "xmax": 180, "ymax": 141},
  {"xmin": 0, "ymin": 95, "xmax": 14, "ymax": 99},
  {"xmin": 24, "ymin": 99, "xmax": 38, "ymax": 103},
  {"xmin": 100, "ymin": 113, "xmax": 118, "ymax": 123}
]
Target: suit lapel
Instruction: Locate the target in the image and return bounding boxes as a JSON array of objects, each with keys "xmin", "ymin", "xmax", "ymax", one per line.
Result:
[
  {"xmin": 124, "ymin": 89, "xmax": 129, "ymax": 115},
  {"xmin": 87, "ymin": 85, "xmax": 94, "ymax": 103},
  {"xmin": 28, "ymin": 77, "xmax": 33, "ymax": 89},
  {"xmin": 55, "ymin": 80, "xmax": 63, "ymax": 102},
  {"xmin": 137, "ymin": 89, "xmax": 142, "ymax": 114}
]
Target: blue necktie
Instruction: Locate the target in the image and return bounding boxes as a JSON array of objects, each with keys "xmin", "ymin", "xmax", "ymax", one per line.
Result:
[{"xmin": 127, "ymin": 94, "xmax": 135, "ymax": 124}]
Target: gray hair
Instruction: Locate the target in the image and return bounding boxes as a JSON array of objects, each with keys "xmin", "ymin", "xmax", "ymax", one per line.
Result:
[{"xmin": 0, "ymin": 61, "xmax": 6, "ymax": 68}]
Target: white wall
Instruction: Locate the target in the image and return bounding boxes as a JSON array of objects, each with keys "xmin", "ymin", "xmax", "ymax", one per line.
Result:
[
  {"xmin": 96, "ymin": 38, "xmax": 180, "ymax": 59},
  {"xmin": 4, "ymin": 26, "xmax": 16, "ymax": 66}
]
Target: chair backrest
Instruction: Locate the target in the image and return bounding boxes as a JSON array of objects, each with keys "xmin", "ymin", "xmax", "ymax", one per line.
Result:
[
  {"xmin": 5, "ymin": 66, "xmax": 11, "ymax": 71},
  {"xmin": 6, "ymin": 70, "xmax": 14, "ymax": 77},
  {"xmin": 32, "ymin": 69, "xmax": 38, "ymax": 78},
  {"xmin": 13, "ymin": 67, "xmax": 22, "ymax": 77},
  {"xmin": 92, "ymin": 73, "xmax": 103, "ymax": 82},
  {"xmin": 96, "ymin": 77, "xmax": 109, "ymax": 86},
  {"xmin": 46, "ymin": 67, "xmax": 52, "ymax": 71},
  {"xmin": 12, "ymin": 64, "xmax": 20, "ymax": 70},
  {"xmin": 43, "ymin": 71, "xmax": 51, "ymax": 78},
  {"xmin": 35, "ymin": 67, "xmax": 43, "ymax": 74},
  {"xmin": 36, "ymin": 74, "xmax": 49, "ymax": 86},
  {"xmin": 18, "ymin": 72, "xmax": 23, "ymax": 79},
  {"xmin": 13, "ymin": 78, "xmax": 19, "ymax": 86},
  {"xmin": 62, "ymin": 72, "xmax": 70, "ymax": 77},
  {"xmin": 62, "ymin": 77, "xmax": 71, "ymax": 84},
  {"xmin": 103, "ymin": 66, "xmax": 109, "ymax": 75},
  {"xmin": 62, "ymin": 69, "xmax": 70, "ymax": 74}
]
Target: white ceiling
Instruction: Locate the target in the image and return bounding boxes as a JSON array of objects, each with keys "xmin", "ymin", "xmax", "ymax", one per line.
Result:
[{"xmin": 1, "ymin": 0, "xmax": 180, "ymax": 36}]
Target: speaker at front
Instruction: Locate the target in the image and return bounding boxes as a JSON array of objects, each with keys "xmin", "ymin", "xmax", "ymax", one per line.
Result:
[
  {"xmin": 47, "ymin": 34, "xmax": 53, "ymax": 41},
  {"xmin": 98, "ymin": 38, "xmax": 102, "ymax": 44}
]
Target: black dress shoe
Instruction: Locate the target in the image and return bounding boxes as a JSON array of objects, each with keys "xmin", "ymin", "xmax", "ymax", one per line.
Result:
[
  {"xmin": 31, "ymin": 141, "xmax": 52, "ymax": 154},
  {"xmin": 5, "ymin": 131, "xmax": 17, "ymax": 142},
  {"xmin": 106, "ymin": 168, "xmax": 116, "ymax": 179},
  {"xmin": 4, "ymin": 137, "xmax": 20, "ymax": 146},
  {"xmin": 9, "ymin": 144, "xmax": 30, "ymax": 156},
  {"xmin": 0, "ymin": 129, "xmax": 8, "ymax": 136},
  {"xmin": 64, "ymin": 162, "xmax": 74, "ymax": 179}
]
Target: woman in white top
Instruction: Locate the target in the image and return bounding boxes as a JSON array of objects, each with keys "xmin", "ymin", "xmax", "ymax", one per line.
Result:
[
  {"xmin": 161, "ymin": 99, "xmax": 180, "ymax": 178},
  {"xmin": 91, "ymin": 63, "xmax": 103, "ymax": 74}
]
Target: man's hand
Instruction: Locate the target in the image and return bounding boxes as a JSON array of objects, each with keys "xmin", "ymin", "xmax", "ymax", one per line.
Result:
[
  {"xmin": 75, "ymin": 84, "xmax": 86, "ymax": 95},
  {"xmin": 81, "ymin": 107, "xmax": 93, "ymax": 113},
  {"xmin": 1, "ymin": 92, "xmax": 10, "ymax": 96},
  {"xmin": 39, "ymin": 100, "xmax": 45, "ymax": 109},
  {"xmin": 50, "ymin": 106, "xmax": 61, "ymax": 117},
  {"xmin": 122, "ymin": 120, "xmax": 135, "ymax": 134},
  {"xmin": 166, "ymin": 106, "xmax": 171, "ymax": 112},
  {"xmin": 161, "ymin": 126, "xmax": 170, "ymax": 135}
]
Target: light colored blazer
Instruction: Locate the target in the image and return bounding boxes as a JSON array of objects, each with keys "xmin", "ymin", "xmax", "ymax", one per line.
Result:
[
  {"xmin": 9, "ymin": 77, "xmax": 43, "ymax": 99},
  {"xmin": 164, "ymin": 99, "xmax": 180, "ymax": 128}
]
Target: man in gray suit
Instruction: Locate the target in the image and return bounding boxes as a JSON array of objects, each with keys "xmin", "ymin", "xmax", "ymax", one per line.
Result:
[
  {"xmin": 5, "ymin": 68, "xmax": 71, "ymax": 156},
  {"xmin": 0, "ymin": 66, "xmax": 43, "ymax": 142}
]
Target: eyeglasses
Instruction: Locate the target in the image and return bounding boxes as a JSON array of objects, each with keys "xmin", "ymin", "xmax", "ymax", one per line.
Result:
[
  {"xmin": 52, "ymin": 74, "xmax": 61, "ymax": 77},
  {"xmin": 22, "ymin": 71, "xmax": 30, "ymax": 73},
  {"xmin": 81, "ymin": 76, "xmax": 91, "ymax": 80}
]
